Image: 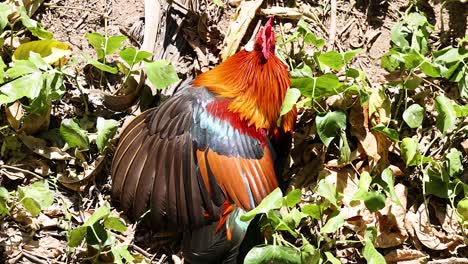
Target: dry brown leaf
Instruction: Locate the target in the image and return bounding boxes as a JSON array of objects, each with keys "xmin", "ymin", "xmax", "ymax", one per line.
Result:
[
  {"xmin": 3, "ymin": 227, "xmax": 24, "ymax": 262},
  {"xmin": 349, "ymin": 103, "xmax": 380, "ymax": 161},
  {"xmin": 221, "ymin": 0, "xmax": 264, "ymax": 60},
  {"xmin": 433, "ymin": 203, "xmax": 460, "ymax": 235},
  {"xmin": 406, "ymin": 203, "xmax": 465, "ymax": 251},
  {"xmin": 23, "ymin": 235, "xmax": 64, "ymax": 259},
  {"xmin": 19, "ymin": 134, "xmax": 72, "ymax": 160},
  {"xmin": 375, "ymin": 184, "xmax": 408, "ymax": 248},
  {"xmin": 58, "ymin": 154, "xmax": 106, "ymax": 191},
  {"xmin": 6, "ymin": 101, "xmax": 51, "ymax": 135},
  {"xmin": 384, "ymin": 249, "xmax": 427, "ymax": 263}
]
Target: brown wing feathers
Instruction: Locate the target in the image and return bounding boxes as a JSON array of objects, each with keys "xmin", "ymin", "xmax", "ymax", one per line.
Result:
[{"xmin": 111, "ymin": 88, "xmax": 280, "ymax": 231}]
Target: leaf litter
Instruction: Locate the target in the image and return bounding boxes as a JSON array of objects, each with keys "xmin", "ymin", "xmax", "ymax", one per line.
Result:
[{"xmin": 0, "ymin": 0, "xmax": 467, "ymax": 263}]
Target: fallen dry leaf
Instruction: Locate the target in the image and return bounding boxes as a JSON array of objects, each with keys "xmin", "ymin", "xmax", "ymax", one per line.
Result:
[
  {"xmin": 384, "ymin": 249, "xmax": 427, "ymax": 263},
  {"xmin": 375, "ymin": 184, "xmax": 408, "ymax": 248},
  {"xmin": 23, "ymin": 235, "xmax": 64, "ymax": 259},
  {"xmin": 349, "ymin": 103, "xmax": 391, "ymax": 168},
  {"xmin": 406, "ymin": 203, "xmax": 465, "ymax": 251},
  {"xmin": 19, "ymin": 134, "xmax": 72, "ymax": 160},
  {"xmin": 58, "ymin": 154, "xmax": 106, "ymax": 191}
]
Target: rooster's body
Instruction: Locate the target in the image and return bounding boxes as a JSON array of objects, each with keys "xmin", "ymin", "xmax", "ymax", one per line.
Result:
[{"xmin": 111, "ymin": 18, "xmax": 296, "ymax": 263}]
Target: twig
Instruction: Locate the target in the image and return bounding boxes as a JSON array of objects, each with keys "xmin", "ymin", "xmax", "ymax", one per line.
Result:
[
  {"xmin": 327, "ymin": 0, "xmax": 337, "ymax": 51},
  {"xmin": 338, "ymin": 17, "xmax": 355, "ymax": 37},
  {"xmin": 22, "ymin": 251, "xmax": 48, "ymax": 264},
  {"xmin": 0, "ymin": 164, "xmax": 44, "ymax": 180},
  {"xmin": 43, "ymin": 3, "xmax": 114, "ymax": 19},
  {"xmin": 113, "ymin": 233, "xmax": 155, "ymax": 261},
  {"xmin": 258, "ymin": 7, "xmax": 302, "ymax": 20}
]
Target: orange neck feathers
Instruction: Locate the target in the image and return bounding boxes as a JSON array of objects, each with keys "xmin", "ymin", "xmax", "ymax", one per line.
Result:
[{"xmin": 192, "ymin": 49, "xmax": 290, "ymax": 131}]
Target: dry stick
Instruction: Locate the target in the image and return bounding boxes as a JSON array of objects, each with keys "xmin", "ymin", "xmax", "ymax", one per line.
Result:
[
  {"xmin": 0, "ymin": 164, "xmax": 44, "ymax": 180},
  {"xmin": 21, "ymin": 251, "xmax": 48, "ymax": 264},
  {"xmin": 113, "ymin": 233, "xmax": 155, "ymax": 261},
  {"xmin": 327, "ymin": 0, "xmax": 337, "ymax": 51}
]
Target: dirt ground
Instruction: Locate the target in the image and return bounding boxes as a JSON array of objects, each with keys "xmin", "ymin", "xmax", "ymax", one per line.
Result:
[
  {"xmin": 39, "ymin": 0, "xmax": 144, "ymax": 59},
  {"xmin": 1, "ymin": 0, "xmax": 467, "ymax": 263}
]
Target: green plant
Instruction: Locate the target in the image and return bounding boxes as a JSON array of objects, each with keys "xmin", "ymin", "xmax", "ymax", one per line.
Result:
[
  {"xmin": 83, "ymin": 32, "xmax": 179, "ymax": 90},
  {"xmin": 67, "ymin": 202, "xmax": 135, "ymax": 263},
  {"xmin": 0, "ymin": 180, "xmax": 54, "ymax": 218}
]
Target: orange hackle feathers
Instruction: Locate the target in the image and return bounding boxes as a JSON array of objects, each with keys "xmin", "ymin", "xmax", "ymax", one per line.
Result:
[{"xmin": 192, "ymin": 18, "xmax": 291, "ymax": 133}]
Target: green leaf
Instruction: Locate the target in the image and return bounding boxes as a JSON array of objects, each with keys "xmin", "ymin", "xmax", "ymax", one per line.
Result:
[
  {"xmin": 105, "ymin": 35, "xmax": 127, "ymax": 55},
  {"xmin": 304, "ymin": 33, "xmax": 326, "ymax": 48},
  {"xmin": 352, "ymin": 172, "xmax": 372, "ymax": 201},
  {"xmin": 119, "ymin": 47, "xmax": 152, "ymax": 66},
  {"xmin": 301, "ymin": 204, "xmax": 324, "ymax": 220},
  {"xmin": 0, "ymin": 4, "xmax": 11, "ymax": 32},
  {"xmin": 13, "ymin": 40, "xmax": 72, "ymax": 65},
  {"xmin": 363, "ymin": 227, "xmax": 386, "ymax": 264},
  {"xmin": 4, "ymin": 59, "xmax": 39, "ymax": 79},
  {"xmin": 381, "ymin": 49, "xmax": 403, "ymax": 72},
  {"xmin": 317, "ymin": 179, "xmax": 338, "ymax": 206},
  {"xmin": 381, "ymin": 168, "xmax": 402, "ymax": 206},
  {"xmin": 292, "ymin": 74, "xmax": 343, "ymax": 99},
  {"xmin": 85, "ymin": 204, "xmax": 111, "ymax": 226},
  {"xmin": 96, "ymin": 117, "xmax": 119, "ymax": 153},
  {"xmin": 401, "ymin": 137, "xmax": 419, "ymax": 166},
  {"xmin": 244, "ymin": 245, "xmax": 302, "ymax": 264},
  {"xmin": 87, "ymin": 58, "xmax": 118, "ymax": 74},
  {"xmin": 60, "ymin": 118, "xmax": 89, "ymax": 150},
  {"xmin": 86, "ymin": 33, "xmax": 106, "ymax": 59},
  {"xmin": 284, "ymin": 208, "xmax": 307, "ymax": 229},
  {"xmin": 0, "ymin": 187, "xmax": 9, "ymax": 215},
  {"xmin": 453, "ymin": 103, "xmax": 468, "ymax": 117},
  {"xmin": 103, "ymin": 216, "xmax": 127, "ymax": 232},
  {"xmin": 457, "ymin": 198, "xmax": 468, "ymax": 221},
  {"xmin": 315, "ymin": 111, "xmax": 347, "ymax": 147},
  {"xmin": 403, "ymin": 52, "xmax": 423, "ymax": 69},
  {"xmin": 212, "ymin": 0, "xmax": 224, "ymax": 7},
  {"xmin": 435, "ymin": 95, "xmax": 457, "ymax": 134},
  {"xmin": 420, "ymin": 62, "xmax": 441, "ymax": 77},
  {"xmin": 67, "ymin": 226, "xmax": 87, "ymax": 247},
  {"xmin": 20, "ymin": 7, "xmax": 53, "ymax": 39},
  {"xmin": 144, "ymin": 60, "xmax": 179, "ymax": 90},
  {"xmin": 403, "ymin": 104, "xmax": 424, "ymax": 128},
  {"xmin": 445, "ymin": 148, "xmax": 462, "ymax": 178},
  {"xmin": 240, "ymin": 188, "xmax": 283, "ymax": 221},
  {"xmin": 284, "ymin": 189, "xmax": 302, "ymax": 207},
  {"xmin": 362, "ymin": 191, "xmax": 386, "ymax": 212},
  {"xmin": 339, "ymin": 130, "xmax": 351, "ymax": 163},
  {"xmin": 434, "ymin": 47, "xmax": 466, "ymax": 65},
  {"xmin": 458, "ymin": 65, "xmax": 467, "ymax": 99},
  {"xmin": 0, "ymin": 72, "xmax": 42, "ymax": 104},
  {"xmin": 390, "ymin": 22, "xmax": 409, "ymax": 50},
  {"xmin": 279, "ymin": 88, "xmax": 300, "ymax": 116},
  {"xmin": 343, "ymin": 49, "xmax": 362, "ymax": 64},
  {"xmin": 324, "ymin": 251, "xmax": 341, "ymax": 264},
  {"xmin": 318, "ymin": 51, "xmax": 344, "ymax": 71},
  {"xmin": 267, "ymin": 210, "xmax": 297, "ymax": 236},
  {"xmin": 372, "ymin": 124, "xmax": 399, "ymax": 142},
  {"xmin": 321, "ymin": 210, "xmax": 344, "ymax": 234},
  {"xmin": 423, "ymin": 168, "xmax": 462, "ymax": 198},
  {"xmin": 18, "ymin": 180, "xmax": 54, "ymax": 217},
  {"xmin": 112, "ymin": 245, "xmax": 135, "ymax": 264}
]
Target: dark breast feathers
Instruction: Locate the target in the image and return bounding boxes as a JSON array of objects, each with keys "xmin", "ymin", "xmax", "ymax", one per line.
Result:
[{"xmin": 111, "ymin": 85, "xmax": 278, "ymax": 231}]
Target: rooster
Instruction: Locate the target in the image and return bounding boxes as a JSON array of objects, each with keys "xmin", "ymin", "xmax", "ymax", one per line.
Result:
[{"xmin": 111, "ymin": 17, "xmax": 296, "ymax": 263}]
